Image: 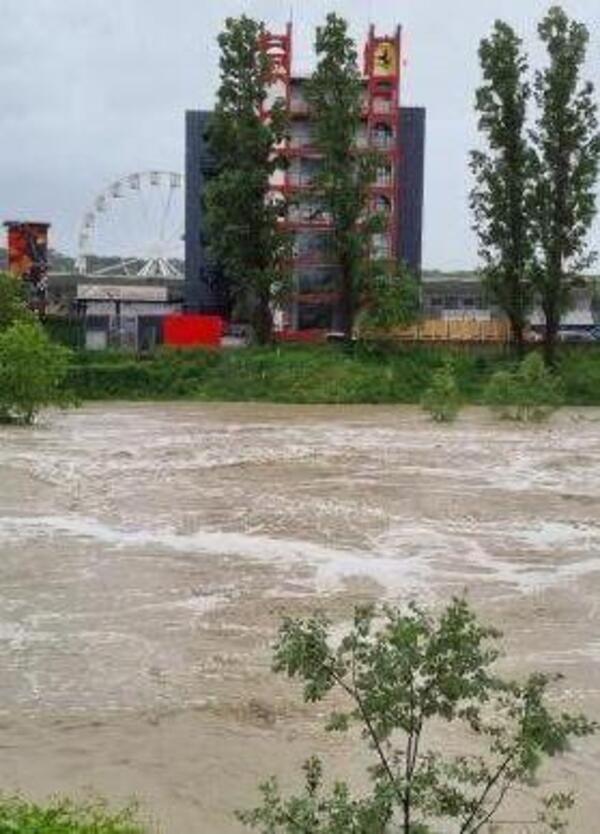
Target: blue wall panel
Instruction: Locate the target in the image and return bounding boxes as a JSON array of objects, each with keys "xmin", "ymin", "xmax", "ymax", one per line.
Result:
[{"xmin": 397, "ymin": 106, "xmax": 426, "ymax": 276}]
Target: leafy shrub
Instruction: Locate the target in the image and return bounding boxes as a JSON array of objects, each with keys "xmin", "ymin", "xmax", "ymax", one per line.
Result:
[
  {"xmin": 63, "ymin": 343, "xmax": 600, "ymax": 406},
  {"xmin": 484, "ymin": 351, "xmax": 563, "ymax": 421},
  {"xmin": 0, "ymin": 321, "xmax": 74, "ymax": 424},
  {"xmin": 0, "ymin": 271, "xmax": 32, "ymax": 332},
  {"xmin": 557, "ymin": 348, "xmax": 600, "ymax": 405},
  {"xmin": 421, "ymin": 361, "xmax": 461, "ymax": 422},
  {"xmin": 241, "ymin": 599, "xmax": 595, "ymax": 834},
  {"xmin": 0, "ymin": 795, "xmax": 147, "ymax": 834},
  {"xmin": 359, "ymin": 268, "xmax": 421, "ymax": 333}
]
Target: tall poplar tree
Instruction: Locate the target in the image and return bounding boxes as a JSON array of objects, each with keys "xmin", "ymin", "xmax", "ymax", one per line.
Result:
[
  {"xmin": 471, "ymin": 22, "xmax": 535, "ymax": 355},
  {"xmin": 306, "ymin": 13, "xmax": 380, "ymax": 340},
  {"xmin": 531, "ymin": 6, "xmax": 600, "ymax": 363},
  {"xmin": 205, "ymin": 16, "xmax": 290, "ymax": 344}
]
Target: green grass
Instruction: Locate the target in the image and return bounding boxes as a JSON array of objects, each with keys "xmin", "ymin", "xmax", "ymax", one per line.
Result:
[
  {"xmin": 64, "ymin": 343, "xmax": 600, "ymax": 406},
  {"xmin": 0, "ymin": 796, "xmax": 148, "ymax": 834}
]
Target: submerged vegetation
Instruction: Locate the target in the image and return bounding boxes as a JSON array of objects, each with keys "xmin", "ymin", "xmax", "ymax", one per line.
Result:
[
  {"xmin": 484, "ymin": 352, "xmax": 564, "ymax": 421},
  {"xmin": 421, "ymin": 360, "xmax": 462, "ymax": 422}
]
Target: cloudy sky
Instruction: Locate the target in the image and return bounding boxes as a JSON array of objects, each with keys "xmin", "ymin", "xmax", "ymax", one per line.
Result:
[{"xmin": 1, "ymin": 0, "xmax": 599, "ymax": 269}]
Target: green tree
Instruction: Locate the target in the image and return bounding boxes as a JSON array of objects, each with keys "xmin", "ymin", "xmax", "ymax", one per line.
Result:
[
  {"xmin": 205, "ymin": 15, "xmax": 291, "ymax": 345},
  {"xmin": 240, "ymin": 599, "xmax": 595, "ymax": 834},
  {"xmin": 531, "ymin": 6, "xmax": 600, "ymax": 364},
  {"xmin": 0, "ymin": 271, "xmax": 32, "ymax": 332},
  {"xmin": 358, "ymin": 263, "xmax": 422, "ymax": 335},
  {"xmin": 0, "ymin": 321, "xmax": 74, "ymax": 424},
  {"xmin": 471, "ymin": 22, "xmax": 535, "ymax": 356},
  {"xmin": 306, "ymin": 13, "xmax": 382, "ymax": 341}
]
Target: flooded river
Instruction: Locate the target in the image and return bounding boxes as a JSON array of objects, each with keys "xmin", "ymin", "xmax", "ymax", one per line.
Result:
[{"xmin": 0, "ymin": 403, "xmax": 599, "ymax": 832}]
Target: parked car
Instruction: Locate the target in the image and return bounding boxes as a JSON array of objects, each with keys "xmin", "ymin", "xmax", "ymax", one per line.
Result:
[{"xmin": 557, "ymin": 328, "xmax": 596, "ymax": 343}]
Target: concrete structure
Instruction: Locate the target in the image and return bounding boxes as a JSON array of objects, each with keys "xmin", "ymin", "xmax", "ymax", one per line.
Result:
[{"xmin": 185, "ymin": 23, "xmax": 426, "ymax": 333}]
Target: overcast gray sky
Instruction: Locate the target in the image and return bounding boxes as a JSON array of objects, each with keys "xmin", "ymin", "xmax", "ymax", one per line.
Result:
[{"xmin": 1, "ymin": 0, "xmax": 599, "ymax": 269}]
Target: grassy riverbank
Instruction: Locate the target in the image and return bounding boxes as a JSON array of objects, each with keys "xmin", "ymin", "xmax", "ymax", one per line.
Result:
[{"xmin": 64, "ymin": 344, "xmax": 600, "ymax": 405}]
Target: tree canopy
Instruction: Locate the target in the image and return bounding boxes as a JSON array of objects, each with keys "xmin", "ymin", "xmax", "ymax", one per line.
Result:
[
  {"xmin": 240, "ymin": 599, "xmax": 595, "ymax": 834},
  {"xmin": 205, "ymin": 15, "xmax": 291, "ymax": 344},
  {"xmin": 306, "ymin": 13, "xmax": 384, "ymax": 340},
  {"xmin": 471, "ymin": 21, "xmax": 535, "ymax": 354}
]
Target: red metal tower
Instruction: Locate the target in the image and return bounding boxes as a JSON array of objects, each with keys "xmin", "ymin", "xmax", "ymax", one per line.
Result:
[
  {"xmin": 364, "ymin": 25, "xmax": 402, "ymax": 261},
  {"xmin": 259, "ymin": 23, "xmax": 404, "ymax": 334}
]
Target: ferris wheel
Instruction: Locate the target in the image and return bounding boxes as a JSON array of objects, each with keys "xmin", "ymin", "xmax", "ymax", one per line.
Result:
[{"xmin": 76, "ymin": 170, "xmax": 185, "ymax": 279}]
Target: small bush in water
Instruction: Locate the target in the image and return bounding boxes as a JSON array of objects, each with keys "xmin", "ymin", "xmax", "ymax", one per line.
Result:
[
  {"xmin": 484, "ymin": 352, "xmax": 563, "ymax": 421},
  {"xmin": 421, "ymin": 361, "xmax": 461, "ymax": 422}
]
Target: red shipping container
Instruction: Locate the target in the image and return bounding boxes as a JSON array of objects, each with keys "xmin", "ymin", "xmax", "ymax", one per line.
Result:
[{"xmin": 163, "ymin": 315, "xmax": 223, "ymax": 347}]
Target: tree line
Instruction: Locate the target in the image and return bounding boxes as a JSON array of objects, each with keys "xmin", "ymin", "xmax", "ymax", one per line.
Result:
[
  {"xmin": 471, "ymin": 6, "xmax": 600, "ymax": 363},
  {"xmin": 204, "ymin": 8, "xmax": 599, "ymax": 359}
]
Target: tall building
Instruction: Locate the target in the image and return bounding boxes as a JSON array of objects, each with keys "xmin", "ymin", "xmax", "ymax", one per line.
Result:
[{"xmin": 185, "ymin": 23, "xmax": 426, "ymax": 334}]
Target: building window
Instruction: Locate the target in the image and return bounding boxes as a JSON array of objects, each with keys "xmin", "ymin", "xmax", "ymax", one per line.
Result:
[
  {"xmin": 376, "ymin": 164, "xmax": 393, "ymax": 186},
  {"xmin": 373, "ymin": 122, "xmax": 394, "ymax": 149},
  {"xmin": 373, "ymin": 99, "xmax": 392, "ymax": 115},
  {"xmin": 294, "ymin": 232, "xmax": 334, "ymax": 259},
  {"xmin": 290, "ymin": 123, "xmax": 314, "ymax": 148},
  {"xmin": 85, "ymin": 315, "xmax": 109, "ymax": 331},
  {"xmin": 300, "ymin": 158, "xmax": 321, "ymax": 185},
  {"xmin": 372, "ymin": 233, "xmax": 391, "ymax": 259},
  {"xmin": 297, "ymin": 303, "xmax": 334, "ymax": 330},
  {"xmin": 373, "ymin": 194, "xmax": 392, "ymax": 215},
  {"xmin": 297, "ymin": 268, "xmax": 338, "ymax": 294}
]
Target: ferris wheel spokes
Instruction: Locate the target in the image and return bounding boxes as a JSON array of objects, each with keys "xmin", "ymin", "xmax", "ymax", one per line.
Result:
[{"xmin": 76, "ymin": 170, "xmax": 185, "ymax": 280}]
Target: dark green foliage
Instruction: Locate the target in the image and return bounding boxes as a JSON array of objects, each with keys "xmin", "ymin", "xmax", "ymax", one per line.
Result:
[
  {"xmin": 360, "ymin": 266, "xmax": 422, "ymax": 333},
  {"xmin": 43, "ymin": 315, "xmax": 84, "ymax": 349},
  {"xmin": 205, "ymin": 15, "xmax": 291, "ymax": 344},
  {"xmin": 531, "ymin": 7, "xmax": 600, "ymax": 363},
  {"xmin": 306, "ymin": 14, "xmax": 382, "ymax": 339},
  {"xmin": 65, "ymin": 344, "xmax": 600, "ymax": 406},
  {"xmin": 484, "ymin": 351, "xmax": 564, "ymax": 420},
  {"xmin": 421, "ymin": 361, "xmax": 461, "ymax": 422},
  {"xmin": 0, "ymin": 271, "xmax": 32, "ymax": 332},
  {"xmin": 240, "ymin": 600, "xmax": 595, "ymax": 834},
  {"xmin": 0, "ymin": 795, "xmax": 146, "ymax": 834},
  {"xmin": 67, "ymin": 348, "xmax": 220, "ymax": 399},
  {"xmin": 471, "ymin": 22, "xmax": 534, "ymax": 354},
  {"xmin": 557, "ymin": 348, "xmax": 600, "ymax": 404},
  {"xmin": 0, "ymin": 321, "xmax": 74, "ymax": 424},
  {"xmin": 471, "ymin": 9, "xmax": 600, "ymax": 365}
]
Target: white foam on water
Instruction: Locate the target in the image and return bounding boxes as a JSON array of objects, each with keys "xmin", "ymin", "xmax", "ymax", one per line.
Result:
[
  {"xmin": 0, "ymin": 621, "xmax": 28, "ymax": 645},
  {"xmin": 0, "ymin": 512, "xmax": 598, "ymax": 598}
]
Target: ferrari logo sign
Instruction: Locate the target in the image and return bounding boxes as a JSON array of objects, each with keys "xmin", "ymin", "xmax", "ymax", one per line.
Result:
[{"xmin": 373, "ymin": 42, "xmax": 396, "ymax": 76}]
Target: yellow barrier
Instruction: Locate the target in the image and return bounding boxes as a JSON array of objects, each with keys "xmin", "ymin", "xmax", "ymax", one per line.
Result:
[{"xmin": 387, "ymin": 318, "xmax": 512, "ymax": 343}]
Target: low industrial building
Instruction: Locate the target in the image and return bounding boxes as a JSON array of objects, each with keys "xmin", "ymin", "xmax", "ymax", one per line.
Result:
[{"xmin": 75, "ymin": 284, "xmax": 180, "ymax": 351}]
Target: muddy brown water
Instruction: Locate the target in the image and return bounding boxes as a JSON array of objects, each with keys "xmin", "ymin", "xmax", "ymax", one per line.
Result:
[{"xmin": 0, "ymin": 403, "xmax": 599, "ymax": 833}]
